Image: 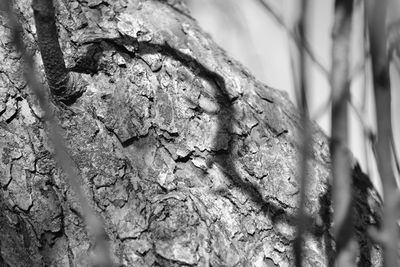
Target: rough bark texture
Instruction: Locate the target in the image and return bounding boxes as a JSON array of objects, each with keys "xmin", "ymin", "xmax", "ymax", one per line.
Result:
[{"xmin": 0, "ymin": 0, "xmax": 383, "ymax": 266}]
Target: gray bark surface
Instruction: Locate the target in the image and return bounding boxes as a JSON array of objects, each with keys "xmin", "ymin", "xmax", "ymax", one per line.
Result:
[{"xmin": 0, "ymin": 0, "xmax": 382, "ymax": 266}]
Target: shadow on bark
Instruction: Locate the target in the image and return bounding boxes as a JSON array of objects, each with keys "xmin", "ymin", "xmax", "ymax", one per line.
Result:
[
  {"xmin": 318, "ymin": 164, "xmax": 382, "ymax": 267},
  {"xmin": 70, "ymin": 36, "xmax": 381, "ymax": 263},
  {"xmin": 72, "ymin": 37, "xmax": 317, "ymax": 225},
  {"xmin": 352, "ymin": 164, "xmax": 382, "ymax": 266}
]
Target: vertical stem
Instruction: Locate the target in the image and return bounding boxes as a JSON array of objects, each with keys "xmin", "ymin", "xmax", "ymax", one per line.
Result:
[
  {"xmin": 330, "ymin": 0, "xmax": 354, "ymax": 263},
  {"xmin": 367, "ymin": 0, "xmax": 399, "ymax": 266},
  {"xmin": 293, "ymin": 1, "xmax": 311, "ymax": 266},
  {"xmin": 361, "ymin": 1, "xmax": 372, "ymax": 178}
]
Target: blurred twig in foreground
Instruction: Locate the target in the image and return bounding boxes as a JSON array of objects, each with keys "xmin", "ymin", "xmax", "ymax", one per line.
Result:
[
  {"xmin": 366, "ymin": 0, "xmax": 400, "ymax": 266},
  {"xmin": 256, "ymin": 0, "xmax": 329, "ymax": 78},
  {"xmin": 330, "ymin": 0, "xmax": 355, "ymax": 265},
  {"xmin": 1, "ymin": 1, "xmax": 112, "ymax": 266},
  {"xmin": 291, "ymin": 1, "xmax": 311, "ymax": 266}
]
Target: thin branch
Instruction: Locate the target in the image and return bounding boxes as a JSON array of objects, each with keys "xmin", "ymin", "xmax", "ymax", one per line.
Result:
[
  {"xmin": 349, "ymin": 51, "xmax": 370, "ymax": 81},
  {"xmin": 348, "ymin": 101, "xmax": 375, "ymax": 144},
  {"xmin": 310, "ymin": 52, "xmax": 369, "ymax": 123},
  {"xmin": 358, "ymin": 1, "xmax": 372, "ymax": 180},
  {"xmin": 360, "ymin": 1, "xmax": 369, "ymax": 113},
  {"xmin": 256, "ymin": 0, "xmax": 330, "ymax": 78},
  {"xmin": 292, "ymin": 1, "xmax": 312, "ymax": 266},
  {"xmin": 391, "ymin": 137, "xmax": 400, "ymax": 178},
  {"xmin": 367, "ymin": 0, "xmax": 400, "ymax": 266},
  {"xmin": 2, "ymin": 1, "xmax": 112, "ymax": 266},
  {"xmin": 31, "ymin": 0, "xmax": 84, "ymax": 103},
  {"xmin": 310, "ymin": 96, "xmax": 331, "ymax": 121},
  {"xmin": 330, "ymin": 0, "xmax": 355, "ymax": 264}
]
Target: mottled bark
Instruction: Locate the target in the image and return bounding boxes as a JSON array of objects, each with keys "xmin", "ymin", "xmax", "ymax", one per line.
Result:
[{"xmin": 0, "ymin": 0, "xmax": 383, "ymax": 266}]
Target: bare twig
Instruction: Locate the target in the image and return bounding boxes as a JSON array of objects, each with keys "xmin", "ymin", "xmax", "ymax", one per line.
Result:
[
  {"xmin": 391, "ymin": 137, "xmax": 400, "ymax": 178},
  {"xmin": 256, "ymin": 0, "xmax": 330, "ymax": 78},
  {"xmin": 330, "ymin": 0, "xmax": 355, "ymax": 264},
  {"xmin": 292, "ymin": 1, "xmax": 312, "ymax": 266},
  {"xmin": 31, "ymin": 0, "xmax": 84, "ymax": 103},
  {"xmin": 348, "ymin": 101, "xmax": 375, "ymax": 146},
  {"xmin": 366, "ymin": 0, "xmax": 400, "ymax": 266},
  {"xmin": 2, "ymin": 1, "xmax": 112, "ymax": 266},
  {"xmin": 386, "ymin": 0, "xmax": 400, "ymax": 179},
  {"xmin": 349, "ymin": 51, "xmax": 370, "ymax": 81},
  {"xmin": 360, "ymin": 1, "xmax": 372, "ymax": 177}
]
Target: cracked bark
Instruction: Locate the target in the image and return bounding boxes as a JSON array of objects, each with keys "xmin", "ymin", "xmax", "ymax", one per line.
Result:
[{"xmin": 0, "ymin": 0, "xmax": 384, "ymax": 266}]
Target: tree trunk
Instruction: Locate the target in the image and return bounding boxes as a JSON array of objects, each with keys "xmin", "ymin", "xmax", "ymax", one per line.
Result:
[{"xmin": 0, "ymin": 0, "xmax": 383, "ymax": 266}]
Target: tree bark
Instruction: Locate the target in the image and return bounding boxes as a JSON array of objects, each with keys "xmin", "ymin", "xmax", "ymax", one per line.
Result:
[{"xmin": 0, "ymin": 0, "xmax": 383, "ymax": 266}]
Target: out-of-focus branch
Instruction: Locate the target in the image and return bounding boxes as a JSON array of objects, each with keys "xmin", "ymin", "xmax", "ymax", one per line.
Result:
[
  {"xmin": 386, "ymin": 0, "xmax": 400, "ymax": 179},
  {"xmin": 387, "ymin": 0, "xmax": 400, "ymax": 60},
  {"xmin": 292, "ymin": 1, "xmax": 312, "ymax": 266},
  {"xmin": 349, "ymin": 51, "xmax": 370, "ymax": 81},
  {"xmin": 391, "ymin": 137, "xmax": 400, "ymax": 177},
  {"xmin": 356, "ymin": 2, "xmax": 373, "ymax": 180},
  {"xmin": 366, "ymin": 0, "xmax": 400, "ymax": 266},
  {"xmin": 31, "ymin": 0, "xmax": 84, "ymax": 103},
  {"xmin": 2, "ymin": 1, "xmax": 112, "ymax": 266},
  {"xmin": 348, "ymin": 101, "xmax": 375, "ymax": 147},
  {"xmin": 256, "ymin": 0, "xmax": 329, "ymax": 78},
  {"xmin": 330, "ymin": 0, "xmax": 354, "ymax": 264}
]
